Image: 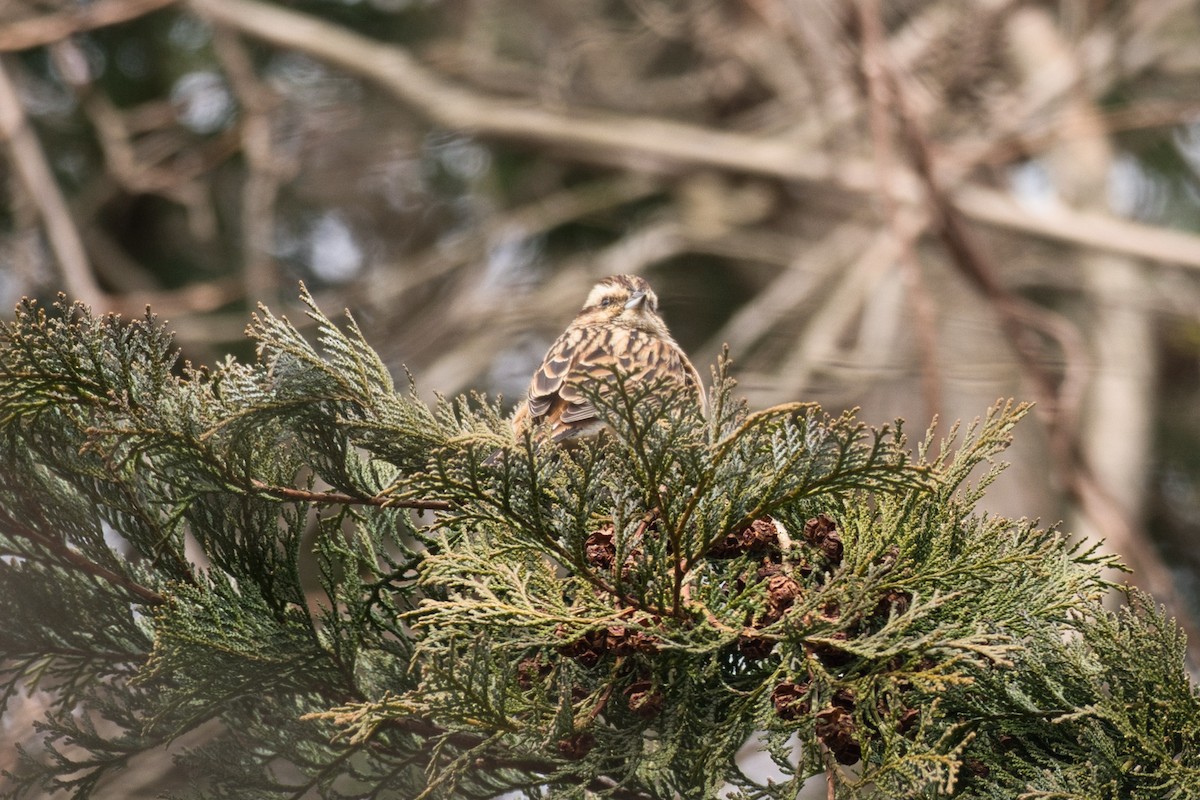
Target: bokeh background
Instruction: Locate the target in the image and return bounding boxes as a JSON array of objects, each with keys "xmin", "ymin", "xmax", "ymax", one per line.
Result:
[{"xmin": 2, "ymin": 0, "xmax": 1200, "ymax": 791}]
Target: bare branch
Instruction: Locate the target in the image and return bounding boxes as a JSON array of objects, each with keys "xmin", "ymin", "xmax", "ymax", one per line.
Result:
[
  {"xmin": 0, "ymin": 56, "xmax": 104, "ymax": 310},
  {"xmin": 854, "ymin": 0, "xmax": 943, "ymax": 420},
  {"xmin": 0, "ymin": 0, "xmax": 177, "ymax": 52},
  {"xmin": 192, "ymin": 0, "xmax": 1200, "ymax": 272}
]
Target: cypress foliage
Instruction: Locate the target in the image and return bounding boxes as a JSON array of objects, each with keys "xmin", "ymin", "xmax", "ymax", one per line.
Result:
[{"xmin": 0, "ymin": 289, "xmax": 1197, "ymax": 799}]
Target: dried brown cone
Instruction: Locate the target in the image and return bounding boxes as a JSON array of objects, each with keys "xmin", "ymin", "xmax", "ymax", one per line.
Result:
[
  {"xmin": 736, "ymin": 633, "xmax": 776, "ymax": 660},
  {"xmin": 870, "ymin": 588, "xmax": 913, "ymax": 625},
  {"xmin": 557, "ymin": 626, "xmax": 607, "ymax": 667},
  {"xmin": 797, "ymin": 600, "xmax": 842, "ymax": 628},
  {"xmin": 874, "ymin": 545, "xmax": 900, "ymax": 568},
  {"xmin": 803, "ymin": 513, "xmax": 837, "ymax": 542},
  {"xmin": 763, "ymin": 573, "xmax": 800, "ymax": 623},
  {"xmin": 516, "ymin": 655, "xmax": 553, "ymax": 690},
  {"xmin": 557, "ymin": 731, "xmax": 596, "ymax": 760},
  {"xmin": 815, "ymin": 704, "xmax": 862, "ymax": 765},
  {"xmin": 605, "ymin": 625, "xmax": 658, "ymax": 656},
  {"xmin": 770, "ymin": 680, "xmax": 811, "ymax": 720},
  {"xmin": 584, "ymin": 525, "xmax": 616, "ymax": 569},
  {"xmin": 708, "ymin": 516, "xmax": 780, "ymax": 558},
  {"xmin": 831, "ymin": 687, "xmax": 856, "ymax": 711},
  {"xmin": 587, "ymin": 517, "xmax": 653, "ymax": 578},
  {"xmin": 756, "ymin": 558, "xmax": 785, "ymax": 581},
  {"xmin": 802, "ymin": 513, "xmax": 844, "ymax": 564},
  {"xmin": 624, "ymin": 679, "xmax": 664, "ymax": 719}
]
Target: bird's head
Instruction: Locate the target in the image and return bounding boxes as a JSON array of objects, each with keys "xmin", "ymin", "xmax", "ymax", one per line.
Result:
[{"xmin": 577, "ymin": 274, "xmax": 668, "ymax": 334}]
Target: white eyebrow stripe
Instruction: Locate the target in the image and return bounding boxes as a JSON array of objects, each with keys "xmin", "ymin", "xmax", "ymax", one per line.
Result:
[{"xmin": 583, "ymin": 285, "xmax": 625, "ymax": 308}]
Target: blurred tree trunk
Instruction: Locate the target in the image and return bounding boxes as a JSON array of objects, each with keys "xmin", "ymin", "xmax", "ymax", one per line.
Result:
[{"xmin": 1008, "ymin": 9, "xmax": 1162, "ymax": 596}]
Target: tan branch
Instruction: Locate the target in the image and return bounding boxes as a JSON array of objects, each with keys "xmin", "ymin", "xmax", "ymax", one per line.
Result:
[
  {"xmin": 212, "ymin": 30, "xmax": 296, "ymax": 301},
  {"xmin": 0, "ymin": 56, "xmax": 104, "ymax": 310},
  {"xmin": 854, "ymin": 0, "xmax": 943, "ymax": 420},
  {"xmin": 0, "ymin": 0, "xmax": 178, "ymax": 52},
  {"xmin": 699, "ymin": 221, "xmax": 875, "ymax": 361},
  {"xmin": 777, "ymin": 215, "xmax": 928, "ymax": 400},
  {"xmin": 192, "ymin": 0, "xmax": 1200, "ymax": 272}
]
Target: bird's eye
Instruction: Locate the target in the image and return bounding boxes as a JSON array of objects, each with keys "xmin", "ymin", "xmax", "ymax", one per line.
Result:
[{"xmin": 600, "ymin": 297, "xmax": 615, "ymax": 308}]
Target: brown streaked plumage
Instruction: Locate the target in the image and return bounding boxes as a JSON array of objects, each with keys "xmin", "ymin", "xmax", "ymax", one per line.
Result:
[{"xmin": 511, "ymin": 274, "xmax": 705, "ymax": 443}]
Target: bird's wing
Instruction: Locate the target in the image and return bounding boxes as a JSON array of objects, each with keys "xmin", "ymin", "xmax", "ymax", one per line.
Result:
[
  {"xmin": 525, "ymin": 325, "xmax": 604, "ymax": 428},
  {"xmin": 526, "ymin": 325, "xmax": 591, "ymax": 420},
  {"xmin": 525, "ymin": 326, "xmax": 701, "ymax": 440}
]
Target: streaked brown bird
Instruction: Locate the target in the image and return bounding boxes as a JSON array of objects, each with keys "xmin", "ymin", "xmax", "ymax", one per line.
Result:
[{"xmin": 511, "ymin": 274, "xmax": 705, "ymax": 443}]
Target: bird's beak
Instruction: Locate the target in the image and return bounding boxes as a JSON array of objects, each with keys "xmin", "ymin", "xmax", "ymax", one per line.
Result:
[{"xmin": 624, "ymin": 291, "xmax": 647, "ymax": 311}]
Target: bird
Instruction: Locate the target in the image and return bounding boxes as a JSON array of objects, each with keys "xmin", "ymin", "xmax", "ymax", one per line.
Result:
[{"xmin": 510, "ymin": 274, "xmax": 705, "ymax": 444}]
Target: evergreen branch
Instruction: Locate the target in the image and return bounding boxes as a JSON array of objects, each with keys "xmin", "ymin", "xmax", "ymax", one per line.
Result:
[
  {"xmin": 573, "ymin": 561, "xmax": 676, "ymax": 621},
  {"xmin": 0, "ymin": 508, "xmax": 165, "ymax": 605},
  {"xmin": 282, "ymin": 741, "xmax": 365, "ymax": 800},
  {"xmin": 3, "ymin": 288, "xmax": 1196, "ymax": 798},
  {"xmin": 309, "ymin": 698, "xmax": 656, "ymax": 800}
]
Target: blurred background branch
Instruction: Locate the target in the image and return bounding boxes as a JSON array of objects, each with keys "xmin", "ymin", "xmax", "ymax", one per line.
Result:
[{"xmin": 2, "ymin": 0, "xmax": 1200, "ymax": 707}]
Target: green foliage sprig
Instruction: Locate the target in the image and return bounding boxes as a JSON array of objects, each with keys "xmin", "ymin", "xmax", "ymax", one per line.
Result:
[{"xmin": 0, "ymin": 289, "xmax": 1196, "ymax": 799}]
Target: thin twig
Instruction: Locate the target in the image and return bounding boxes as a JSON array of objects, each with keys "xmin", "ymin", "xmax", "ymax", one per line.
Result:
[
  {"xmin": 376, "ymin": 714, "xmax": 654, "ymax": 799},
  {"xmin": 968, "ymin": 100, "xmax": 1200, "ymax": 167},
  {"xmin": 250, "ymin": 479, "xmax": 451, "ymax": 511},
  {"xmin": 212, "ymin": 28, "xmax": 295, "ymax": 301},
  {"xmin": 777, "ymin": 221, "xmax": 925, "ymax": 399},
  {"xmin": 1004, "ymin": 7, "xmax": 1197, "ymax": 661},
  {"xmin": 824, "ymin": 744, "xmax": 837, "ymax": 800},
  {"xmin": 0, "ymin": 56, "xmax": 104, "ymax": 310},
  {"xmin": 49, "ymin": 40, "xmax": 227, "ymax": 244},
  {"xmin": 0, "ymin": 510, "xmax": 166, "ymax": 606}
]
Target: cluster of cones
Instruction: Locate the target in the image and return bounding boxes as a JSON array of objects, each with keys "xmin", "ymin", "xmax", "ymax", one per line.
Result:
[
  {"xmin": 712, "ymin": 513, "xmax": 916, "ymax": 765},
  {"xmin": 541, "ymin": 511, "xmax": 914, "ymax": 764}
]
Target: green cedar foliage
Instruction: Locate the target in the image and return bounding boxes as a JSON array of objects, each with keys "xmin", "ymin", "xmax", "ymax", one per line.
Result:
[{"xmin": 0, "ymin": 288, "xmax": 1197, "ymax": 799}]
